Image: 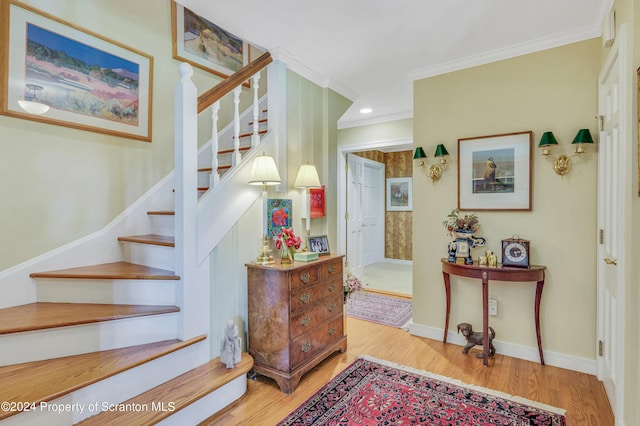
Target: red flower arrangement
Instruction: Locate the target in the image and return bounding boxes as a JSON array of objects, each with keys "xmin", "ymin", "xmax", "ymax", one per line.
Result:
[{"xmin": 274, "ymin": 228, "xmax": 302, "ymax": 262}]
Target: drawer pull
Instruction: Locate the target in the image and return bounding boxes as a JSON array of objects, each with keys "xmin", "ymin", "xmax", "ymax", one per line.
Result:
[
  {"xmin": 300, "ymin": 272, "xmax": 310, "ymax": 283},
  {"xmin": 328, "ymin": 282, "xmax": 336, "ymax": 292},
  {"xmin": 328, "ymin": 265, "xmax": 336, "ymax": 274},
  {"xmin": 328, "ymin": 326, "xmax": 336, "ymax": 336},
  {"xmin": 328, "ymin": 303, "xmax": 337, "ymax": 313},
  {"xmin": 300, "ymin": 292, "xmax": 311, "ymax": 304},
  {"xmin": 301, "ymin": 342, "xmax": 311, "ymax": 353},
  {"xmin": 301, "ymin": 316, "xmax": 311, "ymax": 327}
]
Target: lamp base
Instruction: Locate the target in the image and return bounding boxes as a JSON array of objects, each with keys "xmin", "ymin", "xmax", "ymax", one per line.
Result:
[{"xmin": 255, "ymin": 234, "xmax": 274, "ymax": 265}]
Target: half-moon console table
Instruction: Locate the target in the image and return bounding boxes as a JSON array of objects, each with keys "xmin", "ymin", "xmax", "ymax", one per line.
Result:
[{"xmin": 441, "ymin": 259, "xmax": 547, "ymax": 366}]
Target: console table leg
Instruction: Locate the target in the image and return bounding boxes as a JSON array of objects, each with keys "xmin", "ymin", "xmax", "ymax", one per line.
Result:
[
  {"xmin": 481, "ymin": 271, "xmax": 489, "ymax": 366},
  {"xmin": 443, "ymin": 271, "xmax": 451, "ymax": 343},
  {"xmin": 535, "ymin": 279, "xmax": 545, "ymax": 365}
]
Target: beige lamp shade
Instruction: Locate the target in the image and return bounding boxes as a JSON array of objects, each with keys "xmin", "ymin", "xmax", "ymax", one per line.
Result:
[
  {"xmin": 249, "ymin": 154, "xmax": 281, "ymax": 186},
  {"xmin": 294, "ymin": 164, "xmax": 321, "ymax": 188}
]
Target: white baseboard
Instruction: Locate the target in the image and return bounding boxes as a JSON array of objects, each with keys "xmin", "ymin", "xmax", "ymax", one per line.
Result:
[{"xmin": 408, "ymin": 322, "xmax": 596, "ymax": 375}]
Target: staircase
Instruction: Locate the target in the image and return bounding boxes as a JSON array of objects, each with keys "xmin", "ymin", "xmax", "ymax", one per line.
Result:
[{"xmin": 0, "ymin": 52, "xmax": 278, "ymax": 425}]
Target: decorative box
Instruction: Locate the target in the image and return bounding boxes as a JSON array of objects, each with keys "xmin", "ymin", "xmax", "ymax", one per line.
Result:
[{"xmin": 294, "ymin": 252, "xmax": 318, "ymax": 262}]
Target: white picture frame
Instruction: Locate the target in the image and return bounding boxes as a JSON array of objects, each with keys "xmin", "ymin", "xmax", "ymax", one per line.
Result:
[{"xmin": 386, "ymin": 177, "xmax": 412, "ymax": 211}]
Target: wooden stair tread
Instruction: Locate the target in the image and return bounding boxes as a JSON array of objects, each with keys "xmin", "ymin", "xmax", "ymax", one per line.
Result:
[
  {"xmin": 118, "ymin": 234, "xmax": 175, "ymax": 247},
  {"xmin": 77, "ymin": 353, "xmax": 253, "ymax": 425},
  {"xmin": 30, "ymin": 261, "xmax": 178, "ymax": 280},
  {"xmin": 147, "ymin": 210, "xmax": 175, "ymax": 216},
  {"xmin": 0, "ymin": 302, "xmax": 180, "ymax": 335},
  {"xmin": 0, "ymin": 336, "xmax": 206, "ymax": 421},
  {"xmin": 232, "ymin": 129, "xmax": 267, "ymax": 139},
  {"xmin": 217, "ymin": 146, "xmax": 251, "ymax": 155}
]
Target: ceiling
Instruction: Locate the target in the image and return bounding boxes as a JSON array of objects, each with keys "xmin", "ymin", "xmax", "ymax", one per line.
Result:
[{"xmin": 180, "ymin": 0, "xmax": 612, "ymax": 129}]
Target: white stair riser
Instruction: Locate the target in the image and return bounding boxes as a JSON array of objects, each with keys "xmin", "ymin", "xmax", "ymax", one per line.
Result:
[
  {"xmin": 36, "ymin": 278, "xmax": 177, "ymax": 305},
  {"xmin": 0, "ymin": 340, "xmax": 208, "ymax": 426},
  {"xmin": 147, "ymin": 214, "xmax": 175, "ymax": 237},
  {"xmin": 0, "ymin": 313, "xmax": 178, "ymax": 366},
  {"xmin": 120, "ymin": 243, "xmax": 175, "ymax": 271},
  {"xmin": 157, "ymin": 375, "xmax": 247, "ymax": 425}
]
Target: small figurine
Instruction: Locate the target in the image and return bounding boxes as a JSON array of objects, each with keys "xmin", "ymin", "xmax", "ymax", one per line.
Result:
[
  {"xmin": 220, "ymin": 320, "xmax": 242, "ymax": 368},
  {"xmin": 457, "ymin": 322, "xmax": 496, "ymax": 358}
]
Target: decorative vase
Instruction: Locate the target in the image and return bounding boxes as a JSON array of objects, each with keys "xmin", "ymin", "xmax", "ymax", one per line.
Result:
[
  {"xmin": 447, "ymin": 229, "xmax": 486, "ymax": 265},
  {"xmin": 280, "ymin": 246, "xmax": 295, "ymax": 265}
]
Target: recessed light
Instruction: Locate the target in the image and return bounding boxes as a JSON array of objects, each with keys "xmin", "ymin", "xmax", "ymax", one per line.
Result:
[{"xmin": 359, "ymin": 108, "xmax": 372, "ymax": 114}]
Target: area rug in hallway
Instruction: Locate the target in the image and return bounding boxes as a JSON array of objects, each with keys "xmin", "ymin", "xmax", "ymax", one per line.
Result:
[
  {"xmin": 346, "ymin": 292, "xmax": 411, "ymax": 328},
  {"xmin": 278, "ymin": 356, "xmax": 566, "ymax": 425}
]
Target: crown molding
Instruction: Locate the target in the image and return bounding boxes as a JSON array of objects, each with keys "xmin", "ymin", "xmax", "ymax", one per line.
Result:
[
  {"xmin": 338, "ymin": 110, "xmax": 413, "ymax": 130},
  {"xmin": 408, "ymin": 25, "xmax": 601, "ymax": 81}
]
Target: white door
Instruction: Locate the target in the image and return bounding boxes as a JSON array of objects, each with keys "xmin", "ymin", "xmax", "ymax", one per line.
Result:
[
  {"xmin": 597, "ymin": 28, "xmax": 627, "ymax": 417},
  {"xmin": 347, "ymin": 154, "xmax": 364, "ymax": 277},
  {"xmin": 362, "ymin": 161, "xmax": 384, "ymax": 266}
]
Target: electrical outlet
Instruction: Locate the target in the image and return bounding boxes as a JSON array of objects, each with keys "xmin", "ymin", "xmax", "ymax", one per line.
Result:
[{"xmin": 488, "ymin": 297, "xmax": 498, "ymax": 316}]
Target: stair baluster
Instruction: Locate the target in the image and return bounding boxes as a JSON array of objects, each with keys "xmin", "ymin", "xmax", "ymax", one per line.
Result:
[
  {"xmin": 232, "ymin": 86, "xmax": 242, "ymax": 167},
  {"xmin": 251, "ymin": 72, "xmax": 261, "ymax": 148},
  {"xmin": 210, "ymin": 101, "xmax": 221, "ymax": 188}
]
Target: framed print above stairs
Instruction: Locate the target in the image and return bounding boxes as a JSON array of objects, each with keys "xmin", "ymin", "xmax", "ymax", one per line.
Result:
[{"xmin": 0, "ymin": 0, "xmax": 153, "ymax": 141}]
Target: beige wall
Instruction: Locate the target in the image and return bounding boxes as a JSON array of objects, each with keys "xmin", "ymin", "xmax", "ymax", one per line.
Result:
[
  {"xmin": 338, "ymin": 118, "xmax": 412, "ymax": 148},
  {"xmin": 0, "ymin": 0, "xmax": 263, "ymax": 271},
  {"xmin": 413, "ymin": 39, "xmax": 601, "ymax": 359}
]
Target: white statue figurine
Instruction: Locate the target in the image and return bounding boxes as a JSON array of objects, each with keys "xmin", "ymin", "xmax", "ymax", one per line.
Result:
[{"xmin": 220, "ymin": 320, "xmax": 242, "ymax": 368}]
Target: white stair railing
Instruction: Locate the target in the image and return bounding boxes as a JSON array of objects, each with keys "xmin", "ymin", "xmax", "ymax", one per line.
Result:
[
  {"xmin": 209, "ymin": 101, "xmax": 221, "ymax": 189},
  {"xmin": 174, "ymin": 52, "xmax": 275, "ymax": 339},
  {"xmin": 251, "ymin": 72, "xmax": 261, "ymax": 148}
]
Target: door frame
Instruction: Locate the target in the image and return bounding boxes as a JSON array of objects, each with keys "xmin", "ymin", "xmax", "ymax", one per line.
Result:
[
  {"xmin": 596, "ymin": 25, "xmax": 628, "ymax": 423},
  {"xmin": 337, "ymin": 138, "xmax": 412, "ymax": 260}
]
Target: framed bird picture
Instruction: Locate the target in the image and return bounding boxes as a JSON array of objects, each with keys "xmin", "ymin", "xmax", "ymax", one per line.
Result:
[{"xmin": 457, "ymin": 131, "xmax": 532, "ymax": 211}]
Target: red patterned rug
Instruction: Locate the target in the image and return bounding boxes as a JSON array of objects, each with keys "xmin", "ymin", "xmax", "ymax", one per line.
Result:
[
  {"xmin": 346, "ymin": 292, "xmax": 412, "ymax": 328},
  {"xmin": 278, "ymin": 356, "xmax": 566, "ymax": 425}
]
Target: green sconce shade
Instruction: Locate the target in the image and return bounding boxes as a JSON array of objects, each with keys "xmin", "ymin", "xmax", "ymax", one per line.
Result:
[
  {"xmin": 538, "ymin": 131, "xmax": 559, "ymax": 147},
  {"xmin": 413, "ymin": 147, "xmax": 427, "ymax": 159},
  {"xmin": 572, "ymin": 128, "xmax": 594, "ymax": 144},
  {"xmin": 434, "ymin": 144, "xmax": 449, "ymax": 157}
]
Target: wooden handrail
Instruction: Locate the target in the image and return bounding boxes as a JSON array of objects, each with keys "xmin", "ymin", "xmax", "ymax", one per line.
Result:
[{"xmin": 197, "ymin": 52, "xmax": 273, "ymax": 114}]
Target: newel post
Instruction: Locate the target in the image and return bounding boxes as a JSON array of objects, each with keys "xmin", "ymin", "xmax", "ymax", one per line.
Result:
[{"xmin": 174, "ymin": 63, "xmax": 205, "ymax": 339}]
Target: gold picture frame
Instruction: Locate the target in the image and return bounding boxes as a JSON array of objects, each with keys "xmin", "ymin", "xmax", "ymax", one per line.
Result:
[
  {"xmin": 171, "ymin": 1, "xmax": 249, "ymax": 82},
  {"xmin": 0, "ymin": 0, "xmax": 153, "ymax": 141}
]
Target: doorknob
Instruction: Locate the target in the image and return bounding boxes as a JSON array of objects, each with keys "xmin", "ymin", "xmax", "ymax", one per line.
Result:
[{"xmin": 604, "ymin": 257, "xmax": 617, "ymax": 265}]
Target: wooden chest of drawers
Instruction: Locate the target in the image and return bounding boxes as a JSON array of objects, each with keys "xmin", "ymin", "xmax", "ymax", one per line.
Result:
[{"xmin": 246, "ymin": 254, "xmax": 347, "ymax": 394}]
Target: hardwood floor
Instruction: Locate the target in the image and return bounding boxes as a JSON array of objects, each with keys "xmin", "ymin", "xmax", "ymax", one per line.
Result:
[{"xmin": 204, "ymin": 316, "xmax": 614, "ymax": 425}]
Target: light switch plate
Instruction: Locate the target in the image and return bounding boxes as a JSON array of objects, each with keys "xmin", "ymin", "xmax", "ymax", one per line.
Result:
[{"xmin": 488, "ymin": 297, "xmax": 498, "ymax": 316}]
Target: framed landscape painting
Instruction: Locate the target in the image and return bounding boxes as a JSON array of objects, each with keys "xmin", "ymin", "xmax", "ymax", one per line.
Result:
[
  {"xmin": 0, "ymin": 0, "xmax": 153, "ymax": 141},
  {"xmin": 458, "ymin": 131, "xmax": 532, "ymax": 211},
  {"xmin": 171, "ymin": 1, "xmax": 249, "ymax": 80}
]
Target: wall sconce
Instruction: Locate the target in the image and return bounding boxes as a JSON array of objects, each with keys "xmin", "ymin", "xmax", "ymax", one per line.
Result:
[
  {"xmin": 429, "ymin": 144, "xmax": 449, "ymax": 182},
  {"xmin": 249, "ymin": 153, "xmax": 281, "ymax": 264},
  {"xmin": 414, "ymin": 145, "xmax": 450, "ymax": 182},
  {"xmin": 413, "ymin": 147, "xmax": 427, "ymax": 169},
  {"xmin": 295, "ymin": 163, "xmax": 321, "ymax": 235},
  {"xmin": 538, "ymin": 129, "xmax": 594, "ymax": 176}
]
